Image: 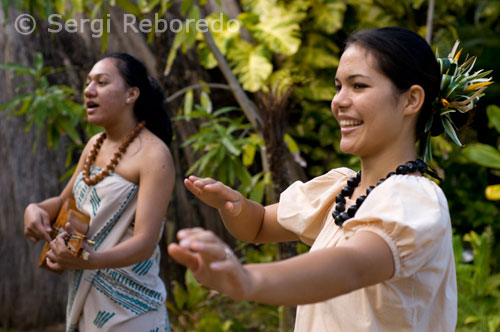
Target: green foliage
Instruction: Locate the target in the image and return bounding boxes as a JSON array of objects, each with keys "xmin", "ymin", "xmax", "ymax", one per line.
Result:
[
  {"xmin": 175, "ymin": 92, "xmax": 272, "ymax": 201},
  {"xmin": 0, "ymin": 52, "xmax": 98, "ymax": 163},
  {"xmin": 463, "ymin": 105, "xmax": 500, "ymax": 200},
  {"xmin": 168, "ymin": 269, "xmax": 279, "ymax": 332},
  {"xmin": 454, "ymin": 229, "xmax": 500, "ymax": 332}
]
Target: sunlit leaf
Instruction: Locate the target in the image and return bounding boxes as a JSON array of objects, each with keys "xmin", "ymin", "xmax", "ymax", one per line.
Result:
[
  {"xmin": 242, "ymin": 144, "xmax": 256, "ymax": 166},
  {"xmin": 228, "ymin": 41, "xmax": 273, "ymax": 92},
  {"xmin": 183, "ymin": 89, "xmax": 193, "ymax": 118},
  {"xmin": 485, "ymin": 185, "xmax": 500, "ymax": 201},
  {"xmin": 200, "ymin": 91, "xmax": 212, "ymax": 113}
]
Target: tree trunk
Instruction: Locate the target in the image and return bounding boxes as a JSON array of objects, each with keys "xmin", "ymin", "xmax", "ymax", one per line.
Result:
[
  {"xmin": 0, "ymin": 9, "xmax": 69, "ymax": 327},
  {"xmin": 258, "ymin": 90, "xmax": 298, "ymax": 332},
  {"xmin": 0, "ymin": 4, "xmax": 235, "ymax": 329}
]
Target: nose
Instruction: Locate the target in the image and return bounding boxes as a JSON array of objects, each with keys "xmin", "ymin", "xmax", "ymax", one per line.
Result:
[
  {"xmin": 84, "ymin": 82, "xmax": 96, "ymax": 98},
  {"xmin": 331, "ymin": 88, "xmax": 351, "ymax": 114}
]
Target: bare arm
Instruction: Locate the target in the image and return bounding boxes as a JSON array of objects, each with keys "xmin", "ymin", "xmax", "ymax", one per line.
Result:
[
  {"xmin": 89, "ymin": 144, "xmax": 175, "ymax": 268},
  {"xmin": 47, "ymin": 141, "xmax": 175, "ymax": 270},
  {"xmin": 168, "ymin": 229, "xmax": 394, "ymax": 305},
  {"xmin": 24, "ymin": 135, "xmax": 98, "ymax": 243},
  {"xmin": 184, "ymin": 176, "xmax": 298, "ymax": 243}
]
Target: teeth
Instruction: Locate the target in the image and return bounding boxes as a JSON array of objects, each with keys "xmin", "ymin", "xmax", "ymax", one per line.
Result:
[{"xmin": 340, "ymin": 120, "xmax": 362, "ymax": 127}]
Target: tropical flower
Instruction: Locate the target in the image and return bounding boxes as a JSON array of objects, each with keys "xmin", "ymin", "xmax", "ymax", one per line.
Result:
[{"xmin": 420, "ymin": 40, "xmax": 494, "ymax": 161}]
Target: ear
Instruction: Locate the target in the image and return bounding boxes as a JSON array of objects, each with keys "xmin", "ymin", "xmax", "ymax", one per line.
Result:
[
  {"xmin": 126, "ymin": 87, "xmax": 140, "ymax": 104},
  {"xmin": 403, "ymin": 85, "xmax": 425, "ymax": 116}
]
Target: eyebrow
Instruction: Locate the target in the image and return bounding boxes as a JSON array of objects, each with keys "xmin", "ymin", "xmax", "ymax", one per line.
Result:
[
  {"xmin": 334, "ymin": 74, "xmax": 371, "ymax": 82},
  {"xmin": 87, "ymin": 73, "xmax": 112, "ymax": 80}
]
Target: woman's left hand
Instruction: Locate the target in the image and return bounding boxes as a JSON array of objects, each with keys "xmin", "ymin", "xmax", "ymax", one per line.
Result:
[
  {"xmin": 168, "ymin": 228, "xmax": 254, "ymax": 302},
  {"xmin": 45, "ymin": 232, "xmax": 93, "ymax": 271}
]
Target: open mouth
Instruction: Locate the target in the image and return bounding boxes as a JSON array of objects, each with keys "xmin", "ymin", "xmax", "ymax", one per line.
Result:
[
  {"xmin": 339, "ymin": 119, "xmax": 363, "ymax": 128},
  {"xmin": 86, "ymin": 101, "xmax": 99, "ymax": 110}
]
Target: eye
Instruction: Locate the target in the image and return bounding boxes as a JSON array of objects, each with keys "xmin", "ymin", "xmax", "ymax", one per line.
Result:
[
  {"xmin": 334, "ymin": 85, "xmax": 342, "ymax": 92},
  {"xmin": 98, "ymin": 81, "xmax": 107, "ymax": 86},
  {"xmin": 353, "ymin": 83, "xmax": 368, "ymax": 90}
]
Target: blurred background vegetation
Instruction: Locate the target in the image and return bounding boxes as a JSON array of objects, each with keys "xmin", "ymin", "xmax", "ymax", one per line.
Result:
[{"xmin": 0, "ymin": 0, "xmax": 499, "ymax": 331}]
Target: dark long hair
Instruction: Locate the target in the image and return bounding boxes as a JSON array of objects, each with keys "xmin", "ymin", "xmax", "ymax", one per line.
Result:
[
  {"xmin": 102, "ymin": 53, "xmax": 172, "ymax": 146},
  {"xmin": 345, "ymin": 27, "xmax": 464, "ymax": 141}
]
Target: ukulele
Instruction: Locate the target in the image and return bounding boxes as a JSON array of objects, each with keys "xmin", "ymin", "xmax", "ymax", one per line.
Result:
[{"xmin": 38, "ymin": 198, "xmax": 94, "ymax": 273}]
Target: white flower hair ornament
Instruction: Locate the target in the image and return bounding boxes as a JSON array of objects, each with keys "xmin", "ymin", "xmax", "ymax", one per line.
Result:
[{"xmin": 420, "ymin": 41, "xmax": 494, "ymax": 161}]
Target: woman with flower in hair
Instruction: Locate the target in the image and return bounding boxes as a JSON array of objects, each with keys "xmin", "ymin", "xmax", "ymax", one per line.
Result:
[
  {"xmin": 24, "ymin": 53, "xmax": 174, "ymax": 332},
  {"xmin": 168, "ymin": 27, "xmax": 492, "ymax": 331}
]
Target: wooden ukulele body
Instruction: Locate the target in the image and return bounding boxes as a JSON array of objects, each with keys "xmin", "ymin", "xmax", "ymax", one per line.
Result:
[{"xmin": 38, "ymin": 198, "xmax": 91, "ymax": 273}]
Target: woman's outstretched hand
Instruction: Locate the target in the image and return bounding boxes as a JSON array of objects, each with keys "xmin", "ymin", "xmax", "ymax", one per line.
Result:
[
  {"xmin": 184, "ymin": 176, "xmax": 243, "ymax": 216},
  {"xmin": 168, "ymin": 228, "xmax": 254, "ymax": 302}
]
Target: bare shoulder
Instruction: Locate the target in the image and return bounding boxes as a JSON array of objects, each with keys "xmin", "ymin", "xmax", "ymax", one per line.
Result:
[{"xmin": 137, "ymin": 130, "xmax": 174, "ymax": 175}]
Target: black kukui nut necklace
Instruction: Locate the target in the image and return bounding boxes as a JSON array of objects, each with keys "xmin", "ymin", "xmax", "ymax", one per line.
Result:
[{"xmin": 333, "ymin": 159, "xmax": 432, "ymax": 227}]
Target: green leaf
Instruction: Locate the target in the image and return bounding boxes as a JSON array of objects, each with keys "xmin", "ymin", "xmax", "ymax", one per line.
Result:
[
  {"xmin": 0, "ymin": 93, "xmax": 30, "ymax": 112},
  {"xmin": 184, "ymin": 89, "xmax": 193, "ymax": 118},
  {"xmin": 100, "ymin": 6, "xmax": 110, "ymax": 53},
  {"xmin": 242, "ymin": 144, "xmax": 256, "ymax": 166},
  {"xmin": 115, "ymin": 0, "xmax": 141, "ymax": 16},
  {"xmin": 253, "ymin": 16, "xmax": 301, "ymax": 56},
  {"xmin": 205, "ymin": 13, "xmax": 241, "ymax": 55},
  {"xmin": 56, "ymin": 117, "xmax": 83, "ymax": 144},
  {"xmin": 212, "ymin": 106, "xmax": 240, "ymax": 117},
  {"xmin": 284, "ymin": 133, "xmax": 299, "ymax": 153},
  {"xmin": 0, "ymin": 63, "xmax": 36, "ymax": 76},
  {"xmin": 200, "ymin": 91, "xmax": 212, "ymax": 113},
  {"xmin": 164, "ymin": 27, "xmax": 187, "ymax": 76},
  {"xmin": 221, "ymin": 137, "xmax": 240, "ymax": 156},
  {"xmin": 441, "ymin": 115, "xmax": 462, "ymax": 146},
  {"xmin": 228, "ymin": 41, "xmax": 273, "ymax": 92},
  {"xmin": 180, "ymin": 0, "xmax": 192, "ymax": 15},
  {"xmin": 310, "ymin": 0, "xmax": 346, "ymax": 34},
  {"xmin": 463, "ymin": 143, "xmax": 500, "ymax": 169},
  {"xmin": 172, "ymin": 281, "xmax": 188, "ymax": 310},
  {"xmin": 34, "ymin": 53, "xmax": 43, "ymax": 73},
  {"xmin": 486, "ymin": 105, "xmax": 500, "ymax": 134},
  {"xmin": 54, "ymin": 0, "xmax": 66, "ymax": 14},
  {"xmin": 249, "ymin": 178, "xmax": 265, "ymax": 203},
  {"xmin": 196, "ymin": 41, "xmax": 218, "ymax": 69},
  {"xmin": 234, "ymin": 162, "xmax": 252, "ymax": 187}
]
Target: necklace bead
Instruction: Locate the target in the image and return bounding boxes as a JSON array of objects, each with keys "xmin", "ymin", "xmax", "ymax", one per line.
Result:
[
  {"xmin": 333, "ymin": 159, "xmax": 431, "ymax": 227},
  {"xmin": 82, "ymin": 121, "xmax": 145, "ymax": 186}
]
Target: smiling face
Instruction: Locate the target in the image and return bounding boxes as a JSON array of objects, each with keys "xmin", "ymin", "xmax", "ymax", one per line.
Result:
[
  {"xmin": 331, "ymin": 45, "xmax": 416, "ymax": 159},
  {"xmin": 84, "ymin": 58, "xmax": 134, "ymax": 127}
]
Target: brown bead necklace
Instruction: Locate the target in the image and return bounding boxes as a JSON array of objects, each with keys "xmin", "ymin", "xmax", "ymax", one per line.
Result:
[{"xmin": 82, "ymin": 121, "xmax": 146, "ymax": 186}]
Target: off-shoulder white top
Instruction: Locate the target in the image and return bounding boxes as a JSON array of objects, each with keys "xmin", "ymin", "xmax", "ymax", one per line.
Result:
[{"xmin": 277, "ymin": 168, "xmax": 457, "ymax": 332}]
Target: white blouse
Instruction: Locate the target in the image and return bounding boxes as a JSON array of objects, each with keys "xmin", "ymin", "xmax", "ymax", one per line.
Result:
[{"xmin": 277, "ymin": 168, "xmax": 457, "ymax": 332}]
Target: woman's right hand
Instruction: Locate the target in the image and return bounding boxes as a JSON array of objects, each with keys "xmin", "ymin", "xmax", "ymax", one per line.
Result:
[
  {"xmin": 24, "ymin": 203, "xmax": 52, "ymax": 243},
  {"xmin": 168, "ymin": 228, "xmax": 254, "ymax": 302},
  {"xmin": 184, "ymin": 176, "xmax": 243, "ymax": 216}
]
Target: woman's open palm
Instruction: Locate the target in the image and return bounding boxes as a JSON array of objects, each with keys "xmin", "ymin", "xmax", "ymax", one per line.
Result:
[{"xmin": 184, "ymin": 176, "xmax": 243, "ymax": 216}]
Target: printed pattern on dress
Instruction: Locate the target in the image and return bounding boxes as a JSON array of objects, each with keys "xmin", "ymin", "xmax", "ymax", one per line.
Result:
[
  {"xmin": 93, "ymin": 310, "xmax": 116, "ymax": 328},
  {"xmin": 91, "ymin": 268, "xmax": 165, "ymax": 315}
]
